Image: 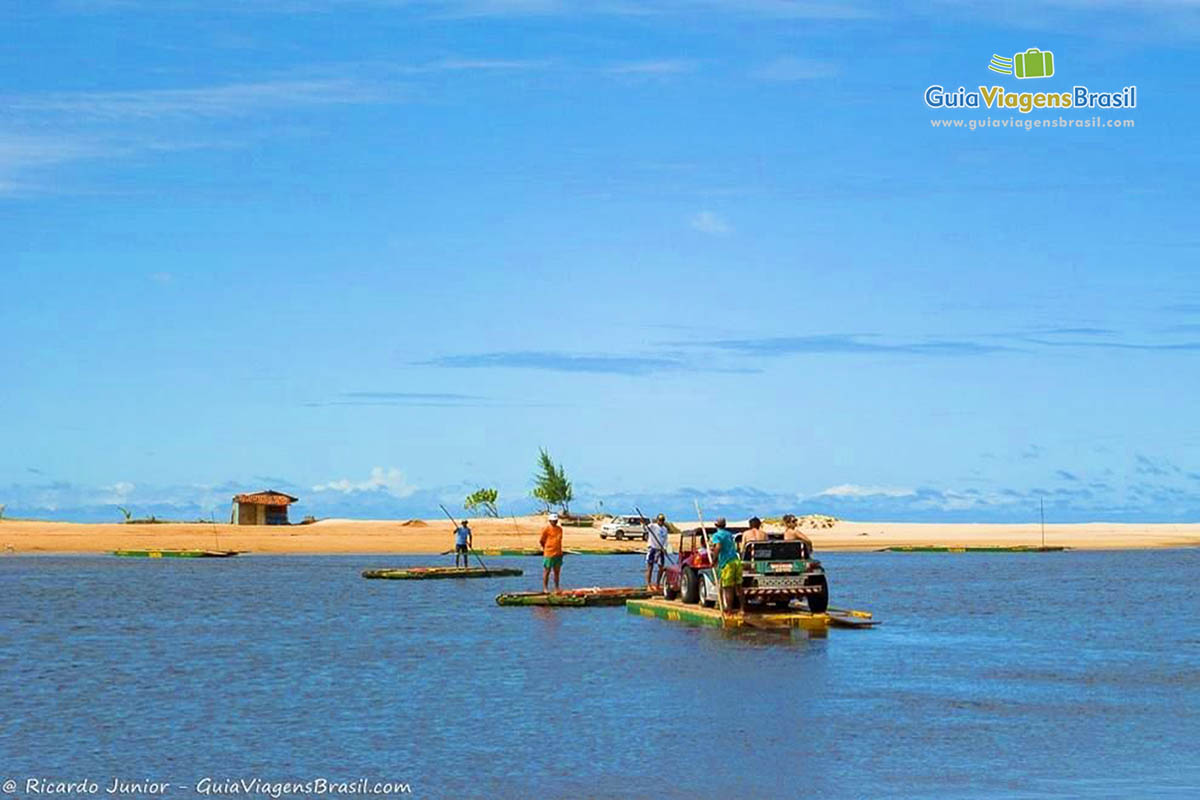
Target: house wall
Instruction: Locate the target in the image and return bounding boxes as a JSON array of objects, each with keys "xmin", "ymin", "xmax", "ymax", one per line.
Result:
[
  {"xmin": 235, "ymin": 502, "xmax": 289, "ymax": 525},
  {"xmin": 235, "ymin": 502, "xmax": 266, "ymax": 525}
]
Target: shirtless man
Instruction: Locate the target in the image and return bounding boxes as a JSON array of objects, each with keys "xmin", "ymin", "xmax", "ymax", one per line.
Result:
[{"xmin": 742, "ymin": 516, "xmax": 767, "ymax": 545}]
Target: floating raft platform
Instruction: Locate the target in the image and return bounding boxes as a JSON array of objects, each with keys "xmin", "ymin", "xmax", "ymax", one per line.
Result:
[
  {"xmin": 627, "ymin": 597, "xmax": 878, "ymax": 631},
  {"xmin": 362, "ymin": 566, "xmax": 523, "ymax": 580},
  {"xmin": 113, "ymin": 549, "xmax": 242, "ymax": 558},
  {"xmin": 880, "ymin": 545, "xmax": 1067, "ymax": 553},
  {"xmin": 496, "ymin": 587, "xmax": 655, "ymax": 607}
]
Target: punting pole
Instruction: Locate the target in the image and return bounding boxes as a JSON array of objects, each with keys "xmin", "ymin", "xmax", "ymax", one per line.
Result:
[
  {"xmin": 1040, "ymin": 496, "xmax": 1046, "ymax": 548},
  {"xmin": 635, "ymin": 505, "xmax": 676, "ymax": 564},
  {"xmin": 439, "ymin": 504, "xmax": 491, "ymax": 573},
  {"xmin": 693, "ymin": 500, "xmax": 726, "ymax": 614}
]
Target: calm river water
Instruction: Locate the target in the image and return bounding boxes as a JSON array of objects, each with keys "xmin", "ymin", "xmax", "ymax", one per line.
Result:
[{"xmin": 2, "ymin": 550, "xmax": 1197, "ymax": 798}]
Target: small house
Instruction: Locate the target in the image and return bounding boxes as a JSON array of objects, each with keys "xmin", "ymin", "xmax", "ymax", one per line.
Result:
[{"xmin": 231, "ymin": 490, "xmax": 298, "ymax": 525}]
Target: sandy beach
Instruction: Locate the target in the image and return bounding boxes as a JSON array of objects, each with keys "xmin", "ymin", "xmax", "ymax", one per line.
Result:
[{"xmin": 2, "ymin": 515, "xmax": 1198, "ymax": 554}]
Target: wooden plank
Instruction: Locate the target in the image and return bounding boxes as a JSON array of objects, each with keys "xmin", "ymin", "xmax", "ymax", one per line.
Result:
[
  {"xmin": 361, "ymin": 567, "xmax": 523, "ymax": 580},
  {"xmin": 496, "ymin": 587, "xmax": 654, "ymax": 606}
]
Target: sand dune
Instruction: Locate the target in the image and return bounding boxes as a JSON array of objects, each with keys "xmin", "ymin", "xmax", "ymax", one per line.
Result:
[{"xmin": 1, "ymin": 515, "xmax": 1197, "ymax": 554}]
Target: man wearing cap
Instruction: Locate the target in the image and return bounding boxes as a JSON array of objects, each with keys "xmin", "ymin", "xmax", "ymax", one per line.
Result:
[
  {"xmin": 453, "ymin": 519, "xmax": 473, "ymax": 568},
  {"xmin": 709, "ymin": 517, "xmax": 743, "ymax": 615},
  {"xmin": 644, "ymin": 513, "xmax": 670, "ymax": 590},
  {"xmin": 540, "ymin": 512, "xmax": 565, "ymax": 592}
]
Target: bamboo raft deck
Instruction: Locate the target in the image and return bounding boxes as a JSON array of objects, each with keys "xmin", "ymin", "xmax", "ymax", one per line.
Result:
[
  {"xmin": 496, "ymin": 587, "xmax": 656, "ymax": 607},
  {"xmin": 627, "ymin": 597, "xmax": 878, "ymax": 630},
  {"xmin": 113, "ymin": 549, "xmax": 243, "ymax": 558},
  {"xmin": 362, "ymin": 566, "xmax": 524, "ymax": 580},
  {"xmin": 880, "ymin": 545, "xmax": 1067, "ymax": 553}
]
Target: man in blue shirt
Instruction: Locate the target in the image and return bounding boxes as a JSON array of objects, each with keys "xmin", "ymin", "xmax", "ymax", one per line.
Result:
[
  {"xmin": 709, "ymin": 517, "xmax": 743, "ymax": 614},
  {"xmin": 454, "ymin": 520, "xmax": 472, "ymax": 567}
]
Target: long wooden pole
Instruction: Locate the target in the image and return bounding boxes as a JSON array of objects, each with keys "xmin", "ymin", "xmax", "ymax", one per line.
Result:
[
  {"xmin": 1040, "ymin": 496, "xmax": 1046, "ymax": 548},
  {"xmin": 635, "ymin": 505, "xmax": 675, "ymax": 564},
  {"xmin": 439, "ymin": 504, "xmax": 491, "ymax": 573},
  {"xmin": 694, "ymin": 501, "xmax": 725, "ymax": 614}
]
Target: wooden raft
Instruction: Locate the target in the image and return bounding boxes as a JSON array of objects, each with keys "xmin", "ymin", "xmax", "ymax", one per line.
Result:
[
  {"xmin": 362, "ymin": 566, "xmax": 523, "ymax": 580},
  {"xmin": 496, "ymin": 587, "xmax": 655, "ymax": 606}
]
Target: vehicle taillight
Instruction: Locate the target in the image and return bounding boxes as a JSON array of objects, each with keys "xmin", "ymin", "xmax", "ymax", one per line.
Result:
[{"xmin": 806, "ymin": 560, "xmax": 822, "ymax": 572}]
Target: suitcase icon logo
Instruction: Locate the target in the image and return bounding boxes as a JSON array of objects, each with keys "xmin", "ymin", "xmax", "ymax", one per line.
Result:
[{"xmin": 988, "ymin": 48, "xmax": 1055, "ymax": 79}]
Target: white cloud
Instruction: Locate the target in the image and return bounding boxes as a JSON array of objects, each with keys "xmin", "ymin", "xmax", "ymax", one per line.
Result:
[
  {"xmin": 416, "ymin": 58, "xmax": 553, "ymax": 72},
  {"xmin": 816, "ymin": 484, "xmax": 916, "ymax": 498},
  {"xmin": 0, "ymin": 133, "xmax": 107, "ymax": 194},
  {"xmin": 605, "ymin": 59, "xmax": 697, "ymax": 75},
  {"xmin": 104, "ymin": 481, "xmax": 136, "ymax": 503},
  {"xmin": 752, "ymin": 56, "xmax": 838, "ymax": 81},
  {"xmin": 8, "ymin": 78, "xmax": 392, "ymax": 120},
  {"xmin": 313, "ymin": 467, "xmax": 417, "ymax": 497},
  {"xmin": 690, "ymin": 210, "xmax": 732, "ymax": 235}
]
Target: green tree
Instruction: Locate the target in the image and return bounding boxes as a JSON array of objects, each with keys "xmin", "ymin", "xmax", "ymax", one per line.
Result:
[
  {"xmin": 531, "ymin": 447, "xmax": 573, "ymax": 514},
  {"xmin": 464, "ymin": 488, "xmax": 500, "ymax": 517}
]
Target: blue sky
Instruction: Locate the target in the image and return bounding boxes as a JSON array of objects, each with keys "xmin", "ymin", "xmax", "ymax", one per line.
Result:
[{"xmin": 2, "ymin": 1, "xmax": 1198, "ymax": 523}]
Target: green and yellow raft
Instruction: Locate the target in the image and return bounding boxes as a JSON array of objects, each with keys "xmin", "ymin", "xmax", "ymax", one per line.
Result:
[
  {"xmin": 113, "ymin": 549, "xmax": 242, "ymax": 558},
  {"xmin": 496, "ymin": 586, "xmax": 655, "ymax": 607},
  {"xmin": 880, "ymin": 545, "xmax": 1067, "ymax": 553},
  {"xmin": 362, "ymin": 566, "xmax": 523, "ymax": 580},
  {"xmin": 627, "ymin": 597, "xmax": 878, "ymax": 630}
]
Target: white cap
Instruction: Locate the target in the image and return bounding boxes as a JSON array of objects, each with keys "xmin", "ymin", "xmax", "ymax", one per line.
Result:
[{"xmin": 548, "ymin": 513, "xmax": 559, "ymax": 522}]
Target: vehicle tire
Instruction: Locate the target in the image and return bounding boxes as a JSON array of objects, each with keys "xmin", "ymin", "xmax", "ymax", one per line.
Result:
[
  {"xmin": 662, "ymin": 578, "xmax": 678, "ymax": 601},
  {"xmin": 680, "ymin": 567, "xmax": 700, "ymax": 604},
  {"xmin": 615, "ymin": 531, "xmax": 624, "ymax": 541},
  {"xmin": 698, "ymin": 575, "xmax": 715, "ymax": 608},
  {"xmin": 600, "ymin": 533, "xmax": 607, "ymax": 540},
  {"xmin": 805, "ymin": 576, "xmax": 829, "ymax": 613},
  {"xmin": 642, "ymin": 531, "xmax": 649, "ymax": 541}
]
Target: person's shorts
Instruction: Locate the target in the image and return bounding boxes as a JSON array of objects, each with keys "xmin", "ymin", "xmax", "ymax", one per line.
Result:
[
  {"xmin": 719, "ymin": 560, "xmax": 743, "ymax": 588},
  {"xmin": 455, "ymin": 544, "xmax": 469, "ymax": 554},
  {"xmin": 543, "ymin": 554, "xmax": 563, "ymax": 569},
  {"xmin": 646, "ymin": 548, "xmax": 666, "ymax": 567}
]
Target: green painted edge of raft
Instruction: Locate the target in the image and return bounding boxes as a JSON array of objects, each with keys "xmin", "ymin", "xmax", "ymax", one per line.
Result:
[
  {"xmin": 879, "ymin": 545, "xmax": 1068, "ymax": 553},
  {"xmin": 361, "ymin": 568, "xmax": 524, "ymax": 580},
  {"xmin": 495, "ymin": 589, "xmax": 654, "ymax": 607},
  {"xmin": 112, "ymin": 549, "xmax": 241, "ymax": 558},
  {"xmin": 625, "ymin": 599, "xmax": 878, "ymax": 630},
  {"xmin": 626, "ymin": 598, "xmax": 734, "ymax": 628}
]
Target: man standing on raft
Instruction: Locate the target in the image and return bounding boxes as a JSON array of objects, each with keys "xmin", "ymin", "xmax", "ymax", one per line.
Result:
[
  {"xmin": 645, "ymin": 513, "xmax": 670, "ymax": 590},
  {"xmin": 453, "ymin": 519, "xmax": 473, "ymax": 568},
  {"xmin": 709, "ymin": 517, "xmax": 743, "ymax": 616},
  {"xmin": 540, "ymin": 512, "xmax": 564, "ymax": 593}
]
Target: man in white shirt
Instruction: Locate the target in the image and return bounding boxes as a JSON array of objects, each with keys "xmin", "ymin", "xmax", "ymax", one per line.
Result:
[{"xmin": 644, "ymin": 514, "xmax": 671, "ymax": 589}]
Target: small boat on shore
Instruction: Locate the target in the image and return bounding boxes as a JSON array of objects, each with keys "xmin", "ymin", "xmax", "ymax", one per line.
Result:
[
  {"xmin": 880, "ymin": 545, "xmax": 1067, "ymax": 553},
  {"xmin": 496, "ymin": 586, "xmax": 655, "ymax": 606},
  {"xmin": 362, "ymin": 566, "xmax": 523, "ymax": 580},
  {"xmin": 113, "ymin": 549, "xmax": 243, "ymax": 558}
]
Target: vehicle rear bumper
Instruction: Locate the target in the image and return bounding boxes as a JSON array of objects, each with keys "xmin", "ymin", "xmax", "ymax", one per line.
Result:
[{"xmin": 744, "ymin": 585, "xmax": 823, "ymax": 598}]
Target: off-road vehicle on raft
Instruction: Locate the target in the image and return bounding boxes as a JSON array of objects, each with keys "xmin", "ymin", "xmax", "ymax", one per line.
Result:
[{"xmin": 661, "ymin": 527, "xmax": 829, "ymax": 613}]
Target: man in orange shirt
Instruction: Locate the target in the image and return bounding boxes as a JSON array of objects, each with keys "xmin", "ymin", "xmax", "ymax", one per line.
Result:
[{"xmin": 540, "ymin": 512, "xmax": 565, "ymax": 593}]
